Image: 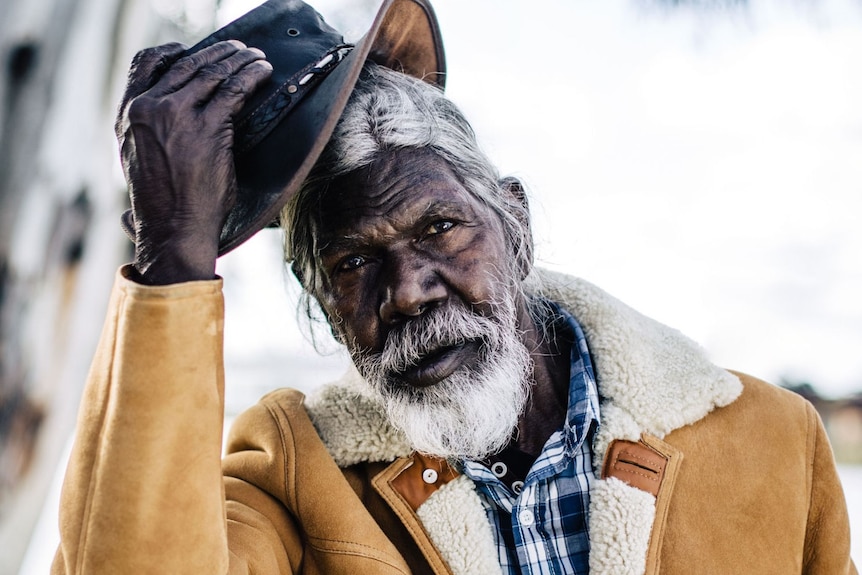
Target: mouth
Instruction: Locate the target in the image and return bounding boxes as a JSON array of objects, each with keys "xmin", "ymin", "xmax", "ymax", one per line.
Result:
[{"xmin": 395, "ymin": 339, "xmax": 482, "ymax": 388}]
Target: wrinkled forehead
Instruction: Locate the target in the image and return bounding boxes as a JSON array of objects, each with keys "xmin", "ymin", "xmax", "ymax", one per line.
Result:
[{"xmin": 314, "ymin": 147, "xmax": 492, "ymax": 236}]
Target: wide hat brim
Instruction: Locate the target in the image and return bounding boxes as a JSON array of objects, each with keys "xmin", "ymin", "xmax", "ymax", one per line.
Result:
[{"xmin": 207, "ymin": 0, "xmax": 446, "ymax": 256}]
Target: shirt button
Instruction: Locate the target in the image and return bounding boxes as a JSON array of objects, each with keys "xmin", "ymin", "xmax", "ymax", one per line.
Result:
[{"xmin": 518, "ymin": 509, "xmax": 535, "ymax": 526}]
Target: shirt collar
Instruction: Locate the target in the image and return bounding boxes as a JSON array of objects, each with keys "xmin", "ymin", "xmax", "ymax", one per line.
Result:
[
  {"xmin": 462, "ymin": 300, "xmax": 600, "ymax": 479},
  {"xmin": 547, "ymin": 300, "xmax": 601, "ymax": 458}
]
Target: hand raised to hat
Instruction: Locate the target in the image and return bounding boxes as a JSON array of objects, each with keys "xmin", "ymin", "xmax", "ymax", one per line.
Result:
[{"xmin": 116, "ymin": 40, "xmax": 272, "ymax": 285}]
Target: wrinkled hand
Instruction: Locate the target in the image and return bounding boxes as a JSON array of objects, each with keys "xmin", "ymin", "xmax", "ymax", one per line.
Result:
[{"xmin": 116, "ymin": 40, "xmax": 272, "ymax": 285}]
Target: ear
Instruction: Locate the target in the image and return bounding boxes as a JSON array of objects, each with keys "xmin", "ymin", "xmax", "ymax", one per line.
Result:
[{"xmin": 499, "ymin": 176, "xmax": 534, "ymax": 280}]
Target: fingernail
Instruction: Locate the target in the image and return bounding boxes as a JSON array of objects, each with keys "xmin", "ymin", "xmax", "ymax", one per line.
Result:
[
  {"xmin": 249, "ymin": 47, "xmax": 266, "ymax": 58},
  {"xmin": 227, "ymin": 39, "xmax": 247, "ymax": 49}
]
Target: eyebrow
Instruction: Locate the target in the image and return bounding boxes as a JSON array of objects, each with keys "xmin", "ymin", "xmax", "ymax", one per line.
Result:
[
  {"xmin": 413, "ymin": 200, "xmax": 473, "ymax": 223},
  {"xmin": 318, "ymin": 200, "xmax": 475, "ymax": 257},
  {"xmin": 318, "ymin": 234, "xmax": 368, "ymax": 257}
]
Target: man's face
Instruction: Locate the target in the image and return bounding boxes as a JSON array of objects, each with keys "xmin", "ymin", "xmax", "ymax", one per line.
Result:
[{"xmin": 313, "ymin": 147, "xmax": 533, "ymax": 459}]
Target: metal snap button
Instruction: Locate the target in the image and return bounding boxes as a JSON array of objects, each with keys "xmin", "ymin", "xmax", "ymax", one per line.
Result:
[{"xmin": 490, "ymin": 461, "xmax": 508, "ymax": 478}]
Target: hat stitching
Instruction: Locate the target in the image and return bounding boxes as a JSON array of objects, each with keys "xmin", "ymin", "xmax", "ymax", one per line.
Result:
[{"xmin": 236, "ymin": 43, "xmax": 354, "ymax": 154}]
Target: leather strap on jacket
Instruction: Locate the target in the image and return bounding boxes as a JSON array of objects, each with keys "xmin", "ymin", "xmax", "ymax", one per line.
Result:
[
  {"xmin": 601, "ymin": 439, "xmax": 668, "ymax": 497},
  {"xmin": 390, "ymin": 452, "xmax": 460, "ymax": 511}
]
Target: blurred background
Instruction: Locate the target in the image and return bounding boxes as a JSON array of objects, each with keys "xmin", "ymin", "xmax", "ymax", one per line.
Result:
[{"xmin": 1, "ymin": 0, "xmax": 860, "ymax": 572}]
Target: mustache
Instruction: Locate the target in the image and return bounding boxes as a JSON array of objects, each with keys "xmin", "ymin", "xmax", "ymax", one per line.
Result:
[{"xmin": 358, "ymin": 304, "xmax": 507, "ymax": 376}]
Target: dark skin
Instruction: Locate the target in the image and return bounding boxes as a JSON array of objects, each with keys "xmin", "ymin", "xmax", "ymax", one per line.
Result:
[
  {"xmin": 314, "ymin": 148, "xmax": 570, "ymax": 456},
  {"xmin": 119, "ymin": 44, "xmax": 569, "ymax": 457}
]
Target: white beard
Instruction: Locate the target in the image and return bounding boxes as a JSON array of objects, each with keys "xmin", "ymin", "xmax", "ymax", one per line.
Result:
[{"xmin": 349, "ymin": 292, "xmax": 533, "ymax": 460}]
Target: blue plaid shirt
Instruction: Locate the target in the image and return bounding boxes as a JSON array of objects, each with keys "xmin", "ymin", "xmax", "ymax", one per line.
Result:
[{"xmin": 463, "ymin": 303, "xmax": 600, "ymax": 574}]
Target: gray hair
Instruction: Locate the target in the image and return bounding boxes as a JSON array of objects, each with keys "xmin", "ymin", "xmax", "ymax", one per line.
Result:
[{"xmin": 281, "ymin": 62, "xmax": 534, "ymax": 333}]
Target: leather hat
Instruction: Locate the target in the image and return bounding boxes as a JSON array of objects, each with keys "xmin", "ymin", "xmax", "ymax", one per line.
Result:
[{"xmin": 123, "ymin": 0, "xmax": 445, "ymax": 256}]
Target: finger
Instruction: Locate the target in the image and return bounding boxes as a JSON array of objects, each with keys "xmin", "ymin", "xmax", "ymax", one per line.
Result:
[
  {"xmin": 115, "ymin": 42, "xmax": 244, "ymax": 140},
  {"xmin": 180, "ymin": 47, "xmax": 270, "ymax": 106},
  {"xmin": 149, "ymin": 40, "xmax": 249, "ymax": 97},
  {"xmin": 116, "ymin": 43, "xmax": 187, "ymax": 137},
  {"xmin": 208, "ymin": 59, "xmax": 273, "ymax": 118}
]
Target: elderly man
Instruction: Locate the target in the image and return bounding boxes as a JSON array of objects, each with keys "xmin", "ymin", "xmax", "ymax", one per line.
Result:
[{"xmin": 54, "ymin": 0, "xmax": 855, "ymax": 574}]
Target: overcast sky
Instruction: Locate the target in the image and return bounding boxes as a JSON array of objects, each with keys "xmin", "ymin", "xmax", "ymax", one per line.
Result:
[{"xmin": 214, "ymin": 0, "xmax": 862, "ymax": 399}]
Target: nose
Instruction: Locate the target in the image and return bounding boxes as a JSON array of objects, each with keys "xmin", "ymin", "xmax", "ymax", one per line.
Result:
[{"xmin": 379, "ymin": 257, "xmax": 447, "ymax": 325}]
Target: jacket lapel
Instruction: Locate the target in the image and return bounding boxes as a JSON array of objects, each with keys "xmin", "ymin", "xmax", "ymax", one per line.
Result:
[
  {"xmin": 370, "ymin": 457, "xmax": 500, "ymax": 575},
  {"xmin": 589, "ymin": 434, "xmax": 684, "ymax": 575},
  {"xmin": 414, "ymin": 474, "xmax": 500, "ymax": 575}
]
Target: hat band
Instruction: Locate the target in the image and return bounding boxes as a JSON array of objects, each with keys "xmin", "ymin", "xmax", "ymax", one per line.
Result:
[{"xmin": 236, "ymin": 43, "xmax": 354, "ymax": 154}]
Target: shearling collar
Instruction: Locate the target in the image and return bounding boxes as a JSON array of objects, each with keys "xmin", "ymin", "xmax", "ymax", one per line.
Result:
[
  {"xmin": 304, "ymin": 269, "xmax": 742, "ymax": 467},
  {"xmin": 535, "ymin": 269, "xmax": 742, "ymax": 462},
  {"xmin": 303, "ymin": 269, "xmax": 742, "ymax": 575}
]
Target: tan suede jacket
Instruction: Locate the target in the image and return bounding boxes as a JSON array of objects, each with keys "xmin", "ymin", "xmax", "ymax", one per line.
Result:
[{"xmin": 53, "ymin": 267, "xmax": 856, "ymax": 575}]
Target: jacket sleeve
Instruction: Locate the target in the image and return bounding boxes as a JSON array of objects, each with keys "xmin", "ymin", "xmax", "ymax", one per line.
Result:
[
  {"xmin": 52, "ymin": 266, "xmax": 298, "ymax": 574},
  {"xmin": 803, "ymin": 401, "xmax": 858, "ymax": 575}
]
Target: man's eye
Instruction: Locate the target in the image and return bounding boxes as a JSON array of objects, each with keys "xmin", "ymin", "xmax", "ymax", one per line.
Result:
[
  {"xmin": 427, "ymin": 220, "xmax": 455, "ymax": 235},
  {"xmin": 340, "ymin": 255, "xmax": 366, "ymax": 270}
]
